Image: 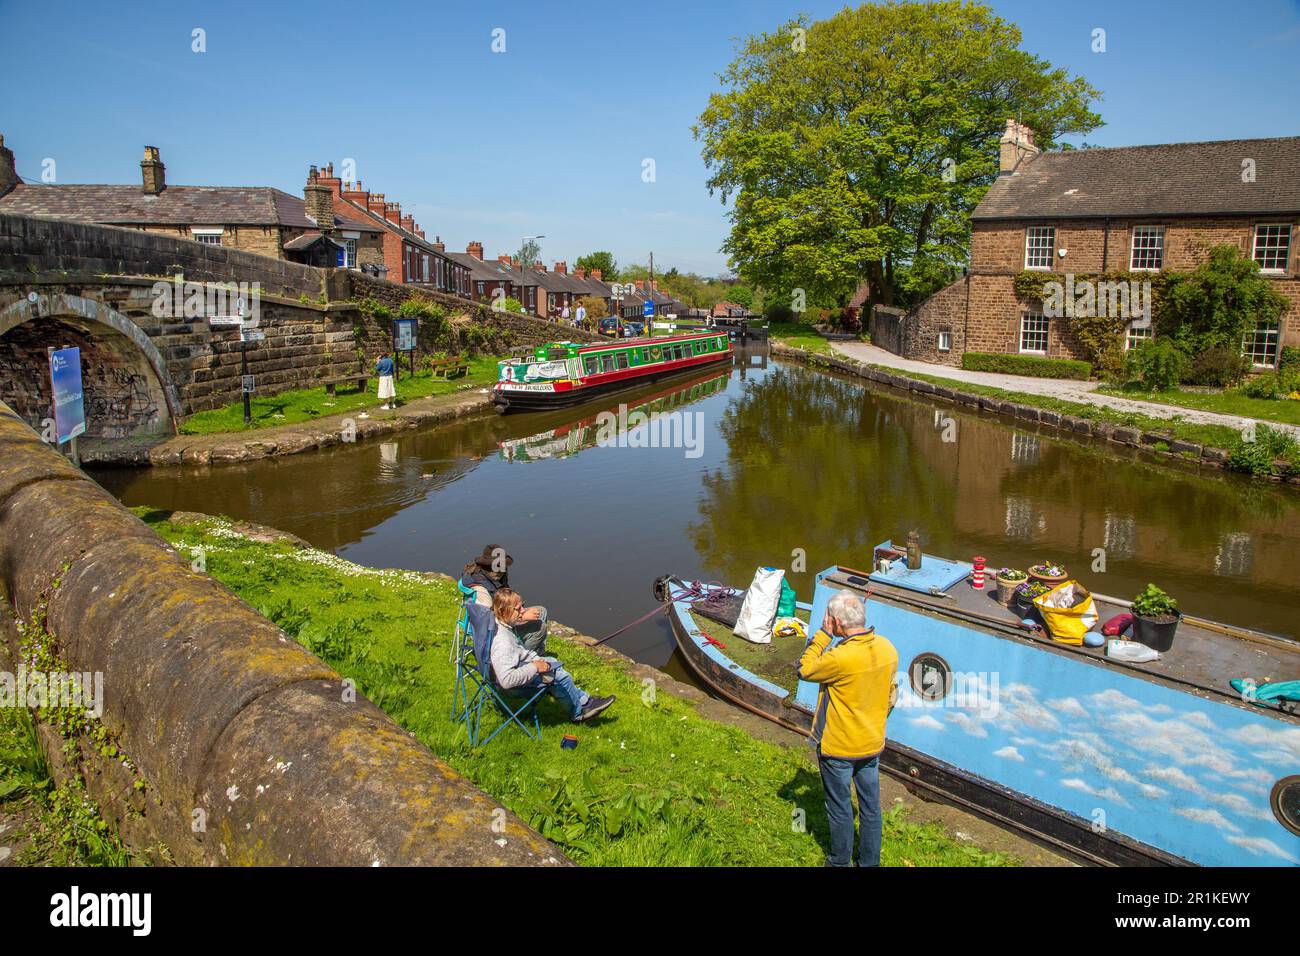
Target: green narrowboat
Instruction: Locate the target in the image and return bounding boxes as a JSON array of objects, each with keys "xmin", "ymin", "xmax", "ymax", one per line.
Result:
[{"xmin": 492, "ymin": 330, "xmax": 733, "ymax": 412}]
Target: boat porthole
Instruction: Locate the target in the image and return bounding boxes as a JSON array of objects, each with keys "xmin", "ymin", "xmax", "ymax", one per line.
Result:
[
  {"xmin": 1271, "ymin": 776, "xmax": 1300, "ymax": 837},
  {"xmin": 908, "ymin": 653, "xmax": 952, "ymax": 702}
]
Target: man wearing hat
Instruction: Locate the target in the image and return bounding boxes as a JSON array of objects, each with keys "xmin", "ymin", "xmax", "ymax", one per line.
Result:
[{"xmin": 460, "ymin": 544, "xmax": 549, "ymax": 653}]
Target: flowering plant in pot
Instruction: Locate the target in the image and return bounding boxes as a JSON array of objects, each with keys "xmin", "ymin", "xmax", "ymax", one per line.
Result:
[
  {"xmin": 1028, "ymin": 561, "xmax": 1068, "ymax": 587},
  {"xmin": 1131, "ymin": 583, "xmax": 1180, "ymax": 652},
  {"xmin": 1012, "ymin": 580, "xmax": 1051, "ymax": 616},
  {"xmin": 994, "ymin": 568, "xmax": 1027, "ymax": 605}
]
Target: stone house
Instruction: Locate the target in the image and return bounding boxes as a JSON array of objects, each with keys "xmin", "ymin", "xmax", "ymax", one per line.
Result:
[
  {"xmin": 0, "ymin": 137, "xmax": 384, "ymax": 263},
  {"xmin": 880, "ymin": 122, "xmax": 1300, "ymax": 369}
]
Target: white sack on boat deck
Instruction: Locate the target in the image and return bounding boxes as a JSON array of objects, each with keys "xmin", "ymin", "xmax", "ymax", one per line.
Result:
[{"xmin": 734, "ymin": 567, "xmax": 784, "ymax": 644}]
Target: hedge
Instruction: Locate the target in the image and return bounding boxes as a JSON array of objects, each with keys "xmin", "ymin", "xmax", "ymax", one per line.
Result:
[{"xmin": 962, "ymin": 351, "xmax": 1092, "ymax": 380}]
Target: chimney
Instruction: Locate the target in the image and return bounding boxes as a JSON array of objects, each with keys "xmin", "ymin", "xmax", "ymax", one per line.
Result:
[
  {"xmin": 512, "ymin": 258, "xmax": 521, "ymax": 270},
  {"xmin": 304, "ymin": 165, "xmax": 336, "ymax": 234},
  {"xmin": 553, "ymin": 261, "xmax": 567, "ymax": 274},
  {"xmin": 401, "ymin": 214, "xmax": 415, "ymax": 232},
  {"xmin": 432, "ymin": 235, "xmax": 445, "ymax": 252},
  {"xmin": 590, "ymin": 269, "xmax": 602, "ymax": 281},
  {"xmin": 999, "ymin": 118, "xmax": 1040, "ymax": 175},
  {"xmin": 141, "ymin": 146, "xmax": 166, "ymax": 195},
  {"xmin": 468, "ymin": 241, "xmax": 485, "ymax": 260},
  {"xmin": 0, "ymin": 135, "xmax": 19, "ymax": 198},
  {"xmin": 367, "ymin": 192, "xmax": 387, "ymax": 216},
  {"xmin": 634, "ymin": 279, "xmax": 645, "ymax": 291},
  {"xmin": 574, "ymin": 267, "xmax": 585, "ymax": 279},
  {"xmin": 384, "ymin": 202, "xmax": 402, "ymax": 225},
  {"xmin": 498, "ymin": 254, "xmax": 514, "ymax": 266},
  {"xmin": 532, "ymin": 260, "xmax": 546, "ymax": 272},
  {"xmin": 317, "ymin": 161, "xmax": 342, "ymax": 196},
  {"xmin": 342, "ymin": 180, "xmax": 369, "ymax": 205},
  {"xmin": 416, "ymin": 228, "xmax": 425, "ymax": 239}
]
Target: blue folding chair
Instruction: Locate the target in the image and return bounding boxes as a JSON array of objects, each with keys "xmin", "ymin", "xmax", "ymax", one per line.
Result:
[
  {"xmin": 450, "ymin": 580, "xmax": 476, "ymax": 721},
  {"xmin": 452, "ymin": 602, "xmax": 548, "ymax": 746}
]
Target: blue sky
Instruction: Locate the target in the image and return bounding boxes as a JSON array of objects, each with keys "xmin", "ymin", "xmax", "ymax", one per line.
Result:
[{"xmin": 2, "ymin": 0, "xmax": 1298, "ymax": 275}]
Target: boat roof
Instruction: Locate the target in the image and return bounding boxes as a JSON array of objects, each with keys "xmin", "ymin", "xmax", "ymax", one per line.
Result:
[{"xmin": 817, "ymin": 565, "xmax": 1300, "ymax": 720}]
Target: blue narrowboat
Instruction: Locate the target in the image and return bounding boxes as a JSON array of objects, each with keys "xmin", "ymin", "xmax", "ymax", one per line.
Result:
[{"xmin": 655, "ymin": 547, "xmax": 1300, "ymax": 867}]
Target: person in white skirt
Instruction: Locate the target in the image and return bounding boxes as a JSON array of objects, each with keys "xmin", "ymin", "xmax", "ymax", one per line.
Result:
[{"xmin": 376, "ymin": 353, "xmax": 396, "ymax": 409}]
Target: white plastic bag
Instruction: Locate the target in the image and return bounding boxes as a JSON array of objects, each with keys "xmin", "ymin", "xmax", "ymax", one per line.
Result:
[{"xmin": 733, "ymin": 567, "xmax": 784, "ymax": 645}]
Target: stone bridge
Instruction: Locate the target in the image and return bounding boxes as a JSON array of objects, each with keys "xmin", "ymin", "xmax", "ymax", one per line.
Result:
[{"xmin": 0, "ymin": 212, "xmax": 597, "ymax": 440}]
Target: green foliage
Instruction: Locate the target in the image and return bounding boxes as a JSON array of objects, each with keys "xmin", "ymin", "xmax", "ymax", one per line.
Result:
[
  {"xmin": 766, "ymin": 302, "xmax": 795, "ymax": 323},
  {"xmin": 1225, "ymin": 424, "xmax": 1300, "ymax": 476},
  {"xmin": 1131, "ymin": 583, "xmax": 1179, "ymax": 619},
  {"xmin": 1124, "ymin": 339, "xmax": 1185, "ymax": 391},
  {"xmin": 961, "ymin": 351, "xmax": 1091, "ymax": 380},
  {"xmin": 575, "ymin": 251, "xmax": 618, "ymax": 283},
  {"xmin": 1239, "ymin": 366, "xmax": 1300, "ymax": 400},
  {"xmin": 515, "ymin": 239, "xmax": 542, "ymax": 270},
  {"xmin": 696, "ymin": 1, "xmax": 1101, "ymax": 309},
  {"xmin": 500, "ymin": 297, "xmax": 526, "ymax": 314},
  {"xmin": 578, "ymin": 295, "xmax": 608, "ymax": 321},
  {"xmin": 1185, "ymin": 347, "xmax": 1251, "ymax": 388},
  {"xmin": 1158, "ymin": 245, "xmax": 1287, "ymax": 355}
]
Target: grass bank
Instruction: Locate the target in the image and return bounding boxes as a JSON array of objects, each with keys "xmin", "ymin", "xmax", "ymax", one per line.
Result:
[
  {"xmin": 769, "ymin": 322, "xmax": 834, "ymax": 354},
  {"xmin": 179, "ymin": 355, "xmax": 500, "ymax": 435},
  {"xmin": 1097, "ymin": 384, "xmax": 1300, "ymax": 429},
  {"xmin": 138, "ymin": 510, "xmax": 1012, "ymax": 867}
]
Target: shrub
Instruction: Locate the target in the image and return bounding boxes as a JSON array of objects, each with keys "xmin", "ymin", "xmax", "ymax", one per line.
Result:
[
  {"xmin": 1158, "ymin": 245, "xmax": 1288, "ymax": 354},
  {"xmin": 1132, "ymin": 584, "xmax": 1178, "ymax": 619},
  {"xmin": 1225, "ymin": 423, "xmax": 1300, "ymax": 476},
  {"xmin": 961, "ymin": 352, "xmax": 1091, "ymax": 380},
  {"xmin": 1279, "ymin": 345, "xmax": 1300, "ymax": 374},
  {"xmin": 1124, "ymin": 339, "xmax": 1186, "ymax": 391},
  {"xmin": 1240, "ymin": 372, "xmax": 1282, "ymax": 400},
  {"xmin": 1184, "ymin": 346, "xmax": 1250, "ymax": 388},
  {"xmin": 765, "ymin": 303, "xmax": 795, "ymax": 323}
]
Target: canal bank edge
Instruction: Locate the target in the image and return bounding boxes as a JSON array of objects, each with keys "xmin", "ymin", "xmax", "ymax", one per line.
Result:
[
  {"xmin": 87, "ymin": 387, "xmax": 497, "ymax": 468},
  {"xmin": 770, "ymin": 342, "xmax": 1300, "ymax": 488},
  {"xmin": 0, "ymin": 401, "xmax": 566, "ymax": 866},
  {"xmin": 151, "ymin": 510, "xmax": 1068, "ymax": 867}
]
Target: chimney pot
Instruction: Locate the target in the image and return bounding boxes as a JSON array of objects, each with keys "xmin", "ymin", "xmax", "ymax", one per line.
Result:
[
  {"xmin": 998, "ymin": 118, "xmax": 1040, "ymax": 175},
  {"xmin": 590, "ymin": 269, "xmax": 602, "ymax": 280},
  {"xmin": 468, "ymin": 241, "xmax": 485, "ymax": 259}
]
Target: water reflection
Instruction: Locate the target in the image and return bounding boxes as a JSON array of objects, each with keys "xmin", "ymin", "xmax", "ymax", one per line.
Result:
[{"xmin": 91, "ymin": 353, "xmax": 1300, "ymax": 670}]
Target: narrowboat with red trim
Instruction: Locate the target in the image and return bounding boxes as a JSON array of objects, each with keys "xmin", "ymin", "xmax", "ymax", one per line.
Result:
[{"xmin": 491, "ymin": 331, "xmax": 733, "ymax": 412}]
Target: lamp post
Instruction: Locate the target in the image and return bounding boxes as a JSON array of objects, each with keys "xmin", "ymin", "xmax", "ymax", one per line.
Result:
[{"xmin": 521, "ymin": 234, "xmax": 544, "ymax": 318}]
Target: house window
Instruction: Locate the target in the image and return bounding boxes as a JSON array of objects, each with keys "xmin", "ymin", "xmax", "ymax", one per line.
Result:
[
  {"xmin": 192, "ymin": 228, "xmax": 223, "ymax": 246},
  {"xmin": 477, "ymin": 281, "xmax": 485, "ymax": 296},
  {"xmin": 1125, "ymin": 323, "xmax": 1153, "ymax": 351},
  {"xmin": 1024, "ymin": 226, "xmax": 1055, "ymax": 270},
  {"xmin": 1242, "ymin": 321, "xmax": 1280, "ymax": 368},
  {"xmin": 937, "ymin": 331, "xmax": 952, "ymax": 352},
  {"xmin": 1019, "ymin": 312, "xmax": 1049, "ymax": 354},
  {"xmin": 1129, "ymin": 226, "xmax": 1164, "ymax": 270},
  {"xmin": 342, "ymin": 238, "xmax": 357, "ymax": 268},
  {"xmin": 1253, "ymin": 224, "xmax": 1291, "ymax": 273}
]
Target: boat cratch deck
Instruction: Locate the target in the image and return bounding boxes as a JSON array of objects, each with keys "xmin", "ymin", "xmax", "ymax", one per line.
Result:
[
  {"xmin": 656, "ymin": 549, "xmax": 1300, "ymax": 867},
  {"xmin": 492, "ymin": 331, "xmax": 733, "ymax": 412}
]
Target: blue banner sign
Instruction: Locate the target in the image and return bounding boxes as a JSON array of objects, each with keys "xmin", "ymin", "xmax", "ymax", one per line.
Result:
[
  {"xmin": 642, "ymin": 299, "xmax": 654, "ymax": 318},
  {"xmin": 49, "ymin": 346, "xmax": 86, "ymax": 444}
]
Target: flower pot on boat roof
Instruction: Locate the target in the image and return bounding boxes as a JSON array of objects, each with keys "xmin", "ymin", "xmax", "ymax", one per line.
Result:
[
  {"xmin": 1028, "ymin": 562, "xmax": 1068, "ymax": 588},
  {"xmin": 1130, "ymin": 583, "xmax": 1181, "ymax": 652},
  {"xmin": 994, "ymin": 568, "xmax": 1027, "ymax": 606},
  {"xmin": 1011, "ymin": 580, "xmax": 1051, "ymax": 618}
]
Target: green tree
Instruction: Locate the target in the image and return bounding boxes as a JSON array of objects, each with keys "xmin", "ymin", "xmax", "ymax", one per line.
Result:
[
  {"xmin": 515, "ymin": 239, "xmax": 542, "ymax": 270},
  {"xmin": 695, "ymin": 1, "xmax": 1101, "ymax": 311},
  {"xmin": 576, "ymin": 251, "xmax": 619, "ymax": 281},
  {"xmin": 1158, "ymin": 244, "xmax": 1288, "ymax": 356}
]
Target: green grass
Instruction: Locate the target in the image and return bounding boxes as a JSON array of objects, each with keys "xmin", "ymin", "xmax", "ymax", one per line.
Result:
[
  {"xmin": 178, "ymin": 355, "xmax": 501, "ymax": 435},
  {"xmin": 873, "ymin": 365, "xmax": 1248, "ymax": 451},
  {"xmin": 0, "ymin": 704, "xmax": 135, "ymax": 866},
  {"xmin": 137, "ymin": 509, "xmax": 1013, "ymax": 868},
  {"xmin": 769, "ymin": 322, "xmax": 833, "ymax": 354},
  {"xmin": 1097, "ymin": 384, "xmax": 1300, "ymax": 428}
]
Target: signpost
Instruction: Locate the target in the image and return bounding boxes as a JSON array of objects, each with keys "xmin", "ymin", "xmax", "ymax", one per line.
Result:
[
  {"xmin": 209, "ymin": 296, "xmax": 257, "ymax": 424},
  {"xmin": 393, "ymin": 317, "xmax": 418, "ymax": 378},
  {"xmin": 47, "ymin": 346, "xmax": 86, "ymax": 465},
  {"xmin": 642, "ymin": 297, "xmax": 655, "ymax": 340}
]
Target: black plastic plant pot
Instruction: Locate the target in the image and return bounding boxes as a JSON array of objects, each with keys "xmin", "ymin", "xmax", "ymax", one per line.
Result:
[{"xmin": 1132, "ymin": 612, "xmax": 1180, "ymax": 652}]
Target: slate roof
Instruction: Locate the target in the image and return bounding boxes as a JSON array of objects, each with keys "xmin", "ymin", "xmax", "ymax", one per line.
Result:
[
  {"xmin": 0, "ymin": 183, "xmax": 381, "ymax": 231},
  {"xmin": 444, "ymin": 251, "xmax": 515, "ymax": 282},
  {"xmin": 972, "ymin": 136, "xmax": 1300, "ymax": 221}
]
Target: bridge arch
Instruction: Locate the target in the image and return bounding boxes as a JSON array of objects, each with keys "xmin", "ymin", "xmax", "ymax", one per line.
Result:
[{"xmin": 0, "ymin": 292, "xmax": 181, "ymax": 439}]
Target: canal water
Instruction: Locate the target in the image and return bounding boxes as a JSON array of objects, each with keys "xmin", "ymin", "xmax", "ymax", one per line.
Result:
[{"xmin": 91, "ymin": 349, "xmax": 1300, "ymax": 677}]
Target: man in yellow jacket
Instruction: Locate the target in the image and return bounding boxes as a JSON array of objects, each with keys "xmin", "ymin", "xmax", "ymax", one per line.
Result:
[{"xmin": 798, "ymin": 589, "xmax": 899, "ymax": 866}]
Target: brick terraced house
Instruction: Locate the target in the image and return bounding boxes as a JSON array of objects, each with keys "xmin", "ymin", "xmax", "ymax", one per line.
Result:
[
  {"xmin": 879, "ymin": 122, "xmax": 1300, "ymax": 369},
  {"xmin": 0, "ymin": 138, "xmax": 384, "ymax": 264}
]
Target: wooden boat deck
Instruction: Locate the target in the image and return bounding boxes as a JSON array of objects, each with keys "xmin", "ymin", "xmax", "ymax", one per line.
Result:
[{"xmin": 820, "ymin": 568, "xmax": 1300, "ymax": 716}]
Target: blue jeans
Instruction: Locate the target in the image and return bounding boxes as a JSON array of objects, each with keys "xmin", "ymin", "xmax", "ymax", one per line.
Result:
[
  {"xmin": 818, "ymin": 753, "xmax": 882, "ymax": 867},
  {"xmin": 514, "ymin": 606, "xmax": 549, "ymax": 654},
  {"xmin": 522, "ymin": 657, "xmax": 588, "ymax": 719}
]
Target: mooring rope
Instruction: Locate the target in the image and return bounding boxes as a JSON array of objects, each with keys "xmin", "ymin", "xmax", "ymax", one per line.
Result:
[{"xmin": 588, "ymin": 579, "xmax": 735, "ymax": 646}]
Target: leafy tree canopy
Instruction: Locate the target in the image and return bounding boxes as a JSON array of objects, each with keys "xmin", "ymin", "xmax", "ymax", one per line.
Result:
[
  {"xmin": 695, "ymin": 1, "xmax": 1102, "ymax": 311},
  {"xmin": 575, "ymin": 251, "xmax": 619, "ymax": 281}
]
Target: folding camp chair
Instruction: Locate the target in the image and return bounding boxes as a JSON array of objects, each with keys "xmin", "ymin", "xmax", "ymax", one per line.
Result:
[
  {"xmin": 452, "ymin": 602, "xmax": 548, "ymax": 746},
  {"xmin": 450, "ymin": 580, "xmax": 476, "ymax": 721}
]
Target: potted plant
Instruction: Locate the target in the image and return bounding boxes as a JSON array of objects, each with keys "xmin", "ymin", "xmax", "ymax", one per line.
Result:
[
  {"xmin": 994, "ymin": 568, "xmax": 1027, "ymax": 605},
  {"xmin": 1012, "ymin": 580, "xmax": 1051, "ymax": 617},
  {"xmin": 1131, "ymin": 583, "xmax": 1180, "ymax": 651},
  {"xmin": 1028, "ymin": 561, "xmax": 1068, "ymax": 588}
]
